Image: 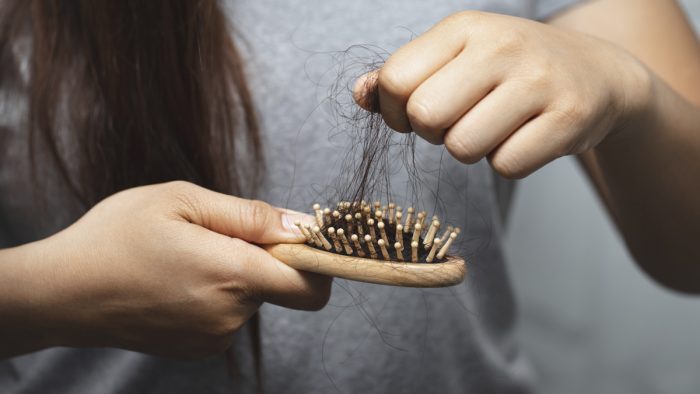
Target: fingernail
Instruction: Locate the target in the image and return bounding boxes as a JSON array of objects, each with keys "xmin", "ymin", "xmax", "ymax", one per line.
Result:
[{"xmin": 281, "ymin": 213, "xmax": 315, "ymax": 238}]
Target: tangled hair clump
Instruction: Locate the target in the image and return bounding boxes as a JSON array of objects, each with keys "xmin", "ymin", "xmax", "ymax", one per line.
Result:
[{"xmin": 322, "ymin": 45, "xmax": 424, "ymax": 208}]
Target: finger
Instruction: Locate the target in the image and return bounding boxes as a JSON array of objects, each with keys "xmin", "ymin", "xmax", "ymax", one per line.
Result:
[
  {"xmin": 195, "ymin": 228, "xmax": 332, "ymax": 311},
  {"xmin": 240, "ymin": 242, "xmax": 332, "ymax": 311},
  {"xmin": 405, "ymin": 51, "xmax": 504, "ymax": 144},
  {"xmin": 376, "ymin": 19, "xmax": 465, "ymax": 132},
  {"xmin": 443, "ymin": 82, "xmax": 547, "ymax": 163},
  {"xmin": 487, "ymin": 113, "xmax": 573, "ymax": 179},
  {"xmin": 274, "ymin": 207, "xmax": 306, "ymax": 216},
  {"xmin": 353, "ymin": 71, "xmax": 379, "ymax": 112},
  {"xmin": 170, "ymin": 182, "xmax": 315, "ymax": 244}
]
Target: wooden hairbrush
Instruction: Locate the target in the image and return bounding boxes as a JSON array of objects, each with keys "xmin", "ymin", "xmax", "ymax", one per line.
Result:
[{"xmin": 264, "ymin": 201, "xmax": 465, "ymax": 287}]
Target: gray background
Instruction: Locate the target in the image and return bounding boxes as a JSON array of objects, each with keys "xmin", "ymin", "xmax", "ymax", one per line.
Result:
[{"xmin": 504, "ymin": 1, "xmax": 700, "ymax": 393}]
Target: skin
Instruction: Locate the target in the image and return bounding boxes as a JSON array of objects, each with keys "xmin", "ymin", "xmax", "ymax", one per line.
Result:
[
  {"xmin": 0, "ymin": 181, "xmax": 330, "ymax": 358},
  {"xmin": 1, "ymin": 0, "xmax": 699, "ymax": 361},
  {"xmin": 354, "ymin": 0, "xmax": 700, "ymax": 293},
  {"xmin": 552, "ymin": 0, "xmax": 700, "ymax": 293}
]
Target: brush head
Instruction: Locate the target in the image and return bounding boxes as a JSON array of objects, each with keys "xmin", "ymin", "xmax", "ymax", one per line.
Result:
[
  {"xmin": 267, "ymin": 200, "xmax": 466, "ymax": 287},
  {"xmin": 306, "ymin": 200, "xmax": 458, "ymax": 264}
]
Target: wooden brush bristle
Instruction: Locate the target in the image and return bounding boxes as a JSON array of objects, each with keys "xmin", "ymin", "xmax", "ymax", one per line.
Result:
[{"xmin": 305, "ymin": 201, "xmax": 460, "ymax": 264}]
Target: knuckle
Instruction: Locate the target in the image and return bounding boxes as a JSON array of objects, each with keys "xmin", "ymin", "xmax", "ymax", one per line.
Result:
[
  {"xmin": 246, "ymin": 199, "xmax": 274, "ymax": 238},
  {"xmin": 490, "ymin": 150, "xmax": 528, "ymax": 179},
  {"xmin": 492, "ymin": 28, "xmax": 525, "ymax": 56},
  {"xmin": 444, "ymin": 131, "xmax": 483, "ymax": 164},
  {"xmin": 378, "ymin": 64, "xmax": 412, "ymax": 100},
  {"xmin": 435, "ymin": 11, "xmax": 484, "ymax": 39},
  {"xmin": 164, "ymin": 181, "xmax": 203, "ymax": 220},
  {"xmin": 406, "ymin": 97, "xmax": 443, "ymax": 132},
  {"xmin": 523, "ymin": 64, "xmax": 551, "ymax": 90},
  {"xmin": 553, "ymin": 97, "xmax": 590, "ymax": 126},
  {"xmin": 164, "ymin": 180, "xmax": 195, "ymax": 194},
  {"xmin": 450, "ymin": 10, "xmax": 486, "ymax": 25}
]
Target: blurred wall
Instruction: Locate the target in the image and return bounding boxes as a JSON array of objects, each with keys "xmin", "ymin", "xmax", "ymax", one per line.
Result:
[{"xmin": 503, "ymin": 1, "xmax": 700, "ymax": 393}]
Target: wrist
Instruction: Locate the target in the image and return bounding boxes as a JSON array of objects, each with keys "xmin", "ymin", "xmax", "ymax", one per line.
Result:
[
  {"xmin": 600, "ymin": 52, "xmax": 657, "ymax": 149},
  {"xmin": 0, "ymin": 232, "xmax": 108, "ymax": 356},
  {"xmin": 0, "ymin": 239, "xmax": 70, "ymax": 355},
  {"xmin": 33, "ymin": 232, "xmax": 111, "ymax": 349}
]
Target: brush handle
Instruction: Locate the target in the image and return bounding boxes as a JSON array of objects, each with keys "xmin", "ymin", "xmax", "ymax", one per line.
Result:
[{"xmin": 263, "ymin": 243, "xmax": 466, "ymax": 288}]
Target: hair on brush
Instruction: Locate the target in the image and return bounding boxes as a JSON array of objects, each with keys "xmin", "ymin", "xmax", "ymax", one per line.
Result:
[{"xmin": 265, "ymin": 52, "xmax": 466, "ymax": 287}]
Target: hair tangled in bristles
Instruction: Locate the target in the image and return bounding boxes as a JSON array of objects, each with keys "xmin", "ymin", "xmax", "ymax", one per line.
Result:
[{"xmin": 322, "ymin": 45, "xmax": 425, "ymax": 209}]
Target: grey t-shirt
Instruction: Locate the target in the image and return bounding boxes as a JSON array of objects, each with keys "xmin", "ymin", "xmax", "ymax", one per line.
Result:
[{"xmin": 0, "ymin": 0, "xmax": 579, "ymax": 393}]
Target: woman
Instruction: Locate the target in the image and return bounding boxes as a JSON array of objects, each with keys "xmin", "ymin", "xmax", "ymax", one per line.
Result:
[{"xmin": 1, "ymin": 0, "xmax": 699, "ymax": 393}]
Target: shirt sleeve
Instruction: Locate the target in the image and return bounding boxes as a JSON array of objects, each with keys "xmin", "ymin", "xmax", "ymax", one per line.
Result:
[{"xmin": 534, "ymin": 0, "xmax": 584, "ymax": 21}]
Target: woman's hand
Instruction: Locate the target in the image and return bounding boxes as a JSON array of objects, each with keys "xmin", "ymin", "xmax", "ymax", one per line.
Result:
[
  {"xmin": 2, "ymin": 181, "xmax": 329, "ymax": 358},
  {"xmin": 354, "ymin": 11, "xmax": 652, "ymax": 178}
]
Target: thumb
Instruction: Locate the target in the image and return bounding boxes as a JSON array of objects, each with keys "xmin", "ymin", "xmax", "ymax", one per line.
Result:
[
  {"xmin": 172, "ymin": 182, "xmax": 314, "ymax": 244},
  {"xmin": 353, "ymin": 70, "xmax": 380, "ymax": 112}
]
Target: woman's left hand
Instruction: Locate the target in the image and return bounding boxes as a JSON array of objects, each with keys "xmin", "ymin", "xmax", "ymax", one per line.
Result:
[{"xmin": 354, "ymin": 11, "xmax": 652, "ymax": 178}]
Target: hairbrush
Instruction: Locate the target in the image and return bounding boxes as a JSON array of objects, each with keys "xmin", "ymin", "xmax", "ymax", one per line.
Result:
[{"xmin": 264, "ymin": 201, "xmax": 465, "ymax": 287}]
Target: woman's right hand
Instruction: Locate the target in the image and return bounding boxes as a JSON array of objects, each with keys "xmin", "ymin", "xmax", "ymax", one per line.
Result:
[{"xmin": 3, "ymin": 181, "xmax": 330, "ymax": 358}]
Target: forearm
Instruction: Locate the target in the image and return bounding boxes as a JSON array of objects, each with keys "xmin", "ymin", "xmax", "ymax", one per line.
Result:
[
  {"xmin": 584, "ymin": 75, "xmax": 700, "ymax": 292},
  {"xmin": 548, "ymin": 0, "xmax": 700, "ymax": 291},
  {"xmin": 0, "ymin": 240, "xmax": 64, "ymax": 358}
]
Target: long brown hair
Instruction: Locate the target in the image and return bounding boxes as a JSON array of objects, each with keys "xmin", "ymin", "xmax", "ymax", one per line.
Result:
[
  {"xmin": 0, "ymin": 0, "xmax": 264, "ymax": 388},
  {"xmin": 0, "ymin": 0, "xmax": 262, "ymax": 207}
]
